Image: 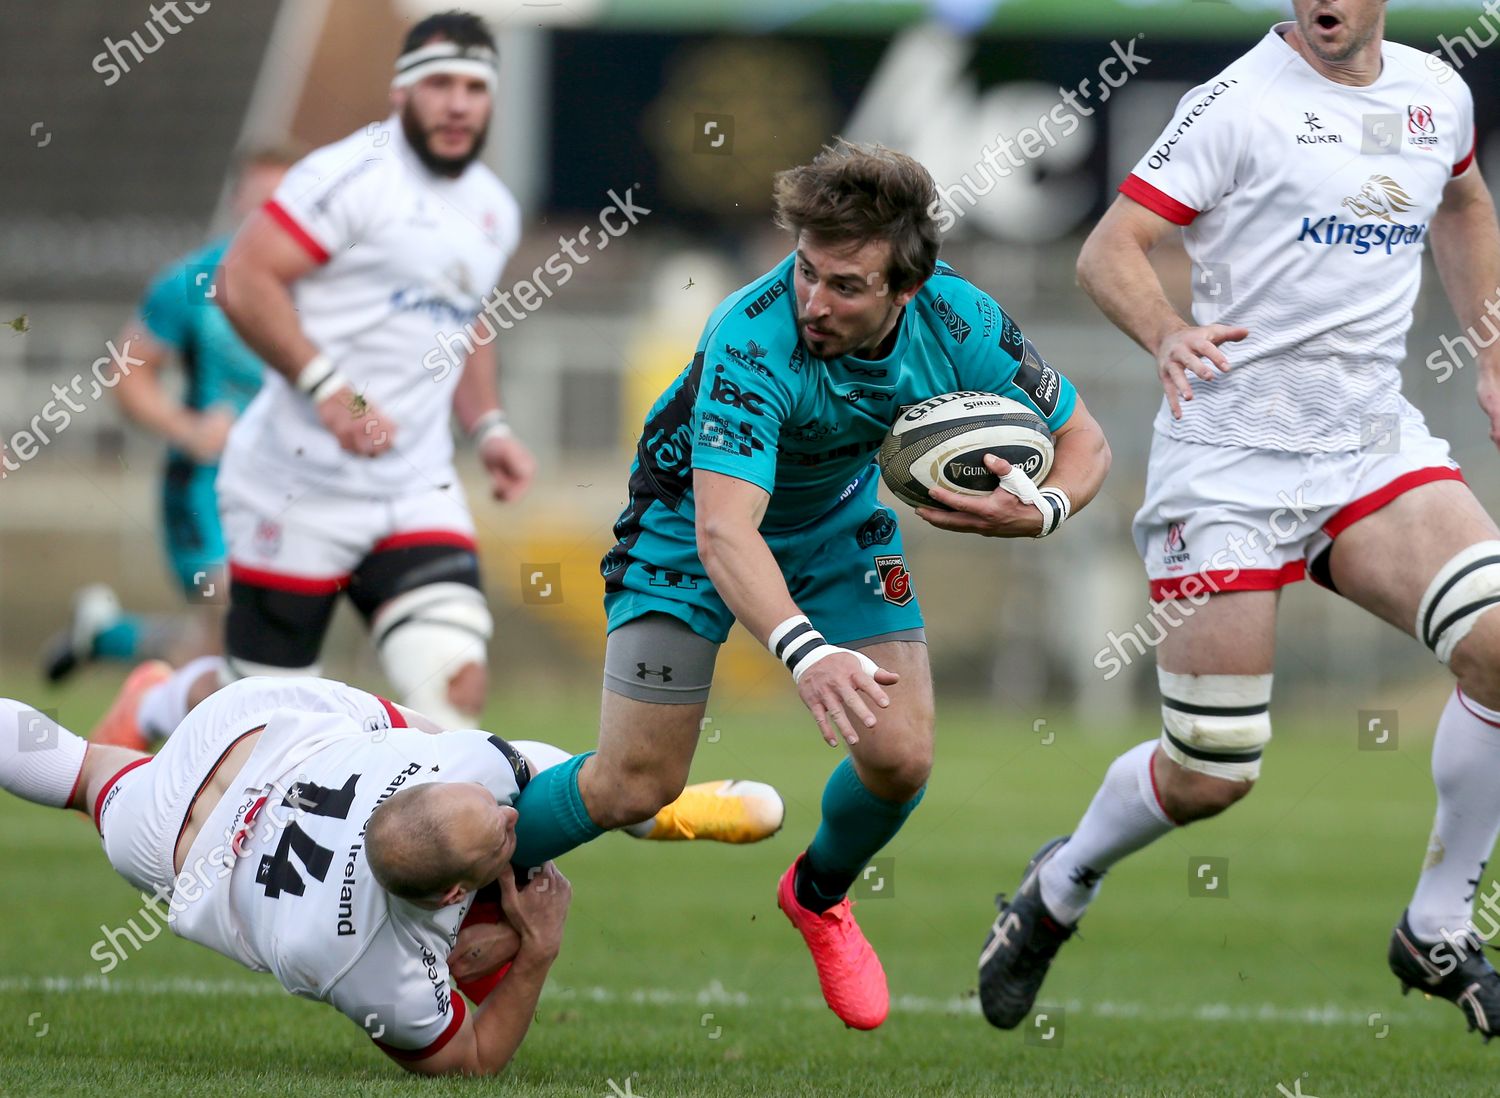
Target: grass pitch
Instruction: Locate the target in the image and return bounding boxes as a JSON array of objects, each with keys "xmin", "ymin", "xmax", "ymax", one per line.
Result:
[{"xmin": 0, "ymin": 676, "xmax": 1494, "ymax": 1096}]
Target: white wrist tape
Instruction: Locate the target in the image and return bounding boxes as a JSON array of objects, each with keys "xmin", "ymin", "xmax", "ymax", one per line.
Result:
[
  {"xmin": 768, "ymin": 615, "xmax": 878, "ymax": 683},
  {"xmin": 294, "ymin": 354, "xmax": 349, "ymax": 404},
  {"xmin": 1035, "ymin": 486, "xmax": 1072, "ymax": 538},
  {"xmin": 470, "ymin": 409, "xmax": 514, "ymax": 444}
]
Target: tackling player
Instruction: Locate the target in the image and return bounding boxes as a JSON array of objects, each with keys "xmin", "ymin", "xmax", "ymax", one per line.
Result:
[
  {"xmin": 980, "ymin": 0, "xmax": 1500, "ymax": 1039},
  {"xmin": 41, "ymin": 145, "xmax": 299, "ymax": 703},
  {"xmin": 0, "ymin": 676, "xmax": 782, "ymax": 1074},
  {"xmin": 506, "ymin": 140, "xmax": 1111, "ymax": 1029},
  {"xmin": 96, "ymin": 10, "xmax": 534, "ymax": 750}
]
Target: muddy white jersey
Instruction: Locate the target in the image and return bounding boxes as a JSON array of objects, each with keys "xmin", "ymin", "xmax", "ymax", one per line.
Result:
[
  {"xmin": 222, "ymin": 115, "xmax": 521, "ymax": 496},
  {"xmin": 1121, "ymin": 24, "xmax": 1476, "ymax": 452},
  {"xmin": 169, "ymin": 681, "xmax": 529, "ymax": 1058}
]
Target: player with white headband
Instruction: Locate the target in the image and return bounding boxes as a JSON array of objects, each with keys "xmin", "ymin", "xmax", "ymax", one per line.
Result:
[
  {"xmin": 94, "ymin": 12, "xmax": 529, "ymax": 751},
  {"xmin": 91, "ymin": 9, "xmax": 780, "ymax": 846}
]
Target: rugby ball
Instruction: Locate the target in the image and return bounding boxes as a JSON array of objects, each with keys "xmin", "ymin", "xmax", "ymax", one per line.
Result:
[{"xmin": 878, "ymin": 392, "xmax": 1053, "ymax": 510}]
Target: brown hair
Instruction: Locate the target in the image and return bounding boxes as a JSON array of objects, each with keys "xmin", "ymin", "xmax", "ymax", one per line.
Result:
[{"xmin": 773, "ymin": 138, "xmax": 941, "ymax": 294}]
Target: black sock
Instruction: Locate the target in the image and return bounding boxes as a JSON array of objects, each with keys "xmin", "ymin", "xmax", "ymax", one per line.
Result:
[{"xmin": 794, "ymin": 851, "xmax": 854, "ymax": 914}]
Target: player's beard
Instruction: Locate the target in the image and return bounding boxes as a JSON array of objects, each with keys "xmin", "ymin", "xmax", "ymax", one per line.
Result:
[
  {"xmin": 401, "ymin": 102, "xmax": 489, "ymax": 179},
  {"xmin": 801, "ymin": 301, "xmax": 903, "ymax": 361}
]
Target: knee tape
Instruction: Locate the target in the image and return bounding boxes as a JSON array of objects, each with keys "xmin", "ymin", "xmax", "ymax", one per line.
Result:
[
  {"xmin": 1416, "ymin": 540, "xmax": 1500, "ymax": 666},
  {"xmin": 1158, "ymin": 670, "xmax": 1272, "ymax": 782},
  {"xmin": 371, "ymin": 583, "xmax": 492, "ymax": 729}
]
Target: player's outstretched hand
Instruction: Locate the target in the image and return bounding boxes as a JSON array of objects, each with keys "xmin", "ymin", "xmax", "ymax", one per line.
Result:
[
  {"xmin": 499, "ymin": 862, "xmax": 571, "ymax": 961},
  {"xmin": 480, "ymin": 433, "xmax": 536, "ymax": 502},
  {"xmin": 317, "ymin": 385, "xmax": 397, "ymax": 456},
  {"xmin": 797, "ymin": 650, "xmax": 898, "ymax": 748},
  {"xmin": 1477, "ymin": 369, "xmax": 1500, "ymax": 451},
  {"xmin": 919, "ymin": 454, "xmax": 1042, "ymax": 538},
  {"xmin": 1157, "ymin": 324, "xmax": 1249, "ymax": 419}
]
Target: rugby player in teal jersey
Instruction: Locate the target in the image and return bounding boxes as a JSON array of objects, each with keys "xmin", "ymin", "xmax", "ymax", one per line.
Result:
[
  {"xmin": 511, "ymin": 140, "xmax": 1111, "ymax": 1028},
  {"xmin": 42, "ymin": 146, "xmax": 300, "ymax": 737}
]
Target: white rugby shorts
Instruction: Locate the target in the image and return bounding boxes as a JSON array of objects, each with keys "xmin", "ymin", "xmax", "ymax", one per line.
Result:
[
  {"xmin": 1134, "ymin": 403, "xmax": 1463, "ymax": 601},
  {"xmin": 217, "ymin": 464, "xmax": 477, "ymax": 594}
]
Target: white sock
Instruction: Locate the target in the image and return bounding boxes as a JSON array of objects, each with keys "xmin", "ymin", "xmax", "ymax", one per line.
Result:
[
  {"xmin": 1407, "ymin": 687, "xmax": 1500, "ymax": 941},
  {"xmin": 137, "ymin": 656, "xmax": 223, "ymax": 742},
  {"xmin": 0, "ymin": 699, "xmax": 88, "ymax": 808},
  {"xmin": 1039, "ymin": 740, "xmax": 1175, "ymax": 924}
]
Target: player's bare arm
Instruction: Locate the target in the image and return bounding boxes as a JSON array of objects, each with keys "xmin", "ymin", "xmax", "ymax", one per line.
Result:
[
  {"xmin": 109, "ymin": 321, "xmax": 234, "ymax": 464},
  {"xmin": 453, "ymin": 340, "xmax": 535, "ymax": 502},
  {"xmin": 919, "ymin": 396, "xmax": 1110, "ymax": 538},
  {"xmin": 409, "ymin": 865, "xmax": 571, "ymax": 1077},
  {"xmin": 694, "ymin": 468, "xmax": 897, "ymax": 747},
  {"xmin": 449, "ymin": 916, "xmax": 521, "ymax": 984},
  {"xmin": 1428, "ymin": 165, "xmax": 1500, "ymax": 447},
  {"xmin": 1077, "ymin": 195, "xmax": 1249, "ymax": 419},
  {"xmin": 220, "ymin": 211, "xmax": 396, "ymax": 456}
]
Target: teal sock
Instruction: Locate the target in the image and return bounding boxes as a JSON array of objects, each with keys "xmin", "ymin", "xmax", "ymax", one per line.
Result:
[
  {"xmin": 799, "ymin": 757, "xmax": 925, "ymax": 911},
  {"xmin": 511, "ymin": 751, "xmax": 606, "ymax": 867},
  {"xmin": 91, "ymin": 616, "xmax": 143, "ymax": 661}
]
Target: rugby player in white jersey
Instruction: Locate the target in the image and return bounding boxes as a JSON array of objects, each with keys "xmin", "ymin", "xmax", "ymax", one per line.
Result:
[
  {"xmin": 980, "ymin": 0, "xmax": 1500, "ymax": 1037},
  {"xmin": 0, "ymin": 677, "xmax": 782, "ymax": 1074},
  {"xmin": 93, "ymin": 10, "xmax": 533, "ymax": 755}
]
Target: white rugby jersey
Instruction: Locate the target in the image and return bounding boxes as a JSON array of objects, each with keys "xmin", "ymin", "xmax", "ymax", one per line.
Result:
[
  {"xmin": 169, "ymin": 682, "xmax": 529, "ymax": 1061},
  {"xmin": 222, "ymin": 116, "xmax": 522, "ymax": 495},
  {"xmin": 1121, "ymin": 24, "xmax": 1476, "ymax": 452}
]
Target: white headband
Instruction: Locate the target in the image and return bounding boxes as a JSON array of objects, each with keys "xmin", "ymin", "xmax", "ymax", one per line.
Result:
[{"xmin": 392, "ymin": 41, "xmax": 498, "ymax": 90}]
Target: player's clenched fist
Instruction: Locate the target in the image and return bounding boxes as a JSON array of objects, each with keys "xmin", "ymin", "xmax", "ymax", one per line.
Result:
[
  {"xmin": 317, "ymin": 385, "xmax": 398, "ymax": 456},
  {"xmin": 499, "ymin": 862, "xmax": 571, "ymax": 961},
  {"xmin": 1156, "ymin": 324, "xmax": 1249, "ymax": 419}
]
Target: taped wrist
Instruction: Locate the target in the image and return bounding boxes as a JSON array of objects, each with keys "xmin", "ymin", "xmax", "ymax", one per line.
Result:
[
  {"xmin": 769, "ymin": 616, "xmax": 877, "ymax": 683},
  {"xmin": 1036, "ymin": 486, "xmax": 1072, "ymax": 538}
]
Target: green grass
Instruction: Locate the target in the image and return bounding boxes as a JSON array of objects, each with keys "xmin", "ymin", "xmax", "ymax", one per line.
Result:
[{"xmin": 1, "ymin": 678, "xmax": 1493, "ymax": 1096}]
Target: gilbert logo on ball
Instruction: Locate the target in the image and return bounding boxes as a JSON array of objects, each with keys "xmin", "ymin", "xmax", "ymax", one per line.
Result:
[{"xmin": 879, "ymin": 392, "xmax": 1053, "ymax": 511}]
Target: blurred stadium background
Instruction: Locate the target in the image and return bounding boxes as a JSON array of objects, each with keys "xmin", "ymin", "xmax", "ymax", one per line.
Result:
[{"xmin": 2, "ymin": 0, "xmax": 1498, "ymax": 718}]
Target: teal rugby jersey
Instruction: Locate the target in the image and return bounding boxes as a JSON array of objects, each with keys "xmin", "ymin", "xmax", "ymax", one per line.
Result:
[
  {"xmin": 138, "ymin": 237, "xmax": 265, "ymax": 445},
  {"xmin": 625, "ymin": 253, "xmax": 1079, "ymax": 532}
]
